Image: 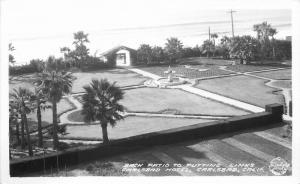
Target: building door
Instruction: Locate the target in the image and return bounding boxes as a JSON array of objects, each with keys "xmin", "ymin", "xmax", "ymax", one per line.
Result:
[{"xmin": 117, "ymin": 53, "xmax": 126, "ymax": 64}]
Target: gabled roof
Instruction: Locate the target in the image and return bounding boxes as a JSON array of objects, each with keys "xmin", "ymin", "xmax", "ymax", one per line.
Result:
[{"xmin": 100, "ymin": 45, "xmax": 136, "ymax": 56}]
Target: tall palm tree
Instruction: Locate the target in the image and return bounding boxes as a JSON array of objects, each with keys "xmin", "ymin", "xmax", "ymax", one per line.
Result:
[
  {"xmin": 9, "ymin": 101, "xmax": 20, "ymax": 145},
  {"xmin": 31, "ymin": 87, "xmax": 50, "ymax": 147},
  {"xmin": 36, "ymin": 71, "xmax": 73, "ymax": 150},
  {"xmin": 10, "ymin": 87, "xmax": 34, "ymax": 156},
  {"xmin": 81, "ymin": 79, "xmax": 124, "ymax": 144},
  {"xmin": 210, "ymin": 33, "xmax": 218, "ymax": 57},
  {"xmin": 269, "ymin": 28, "xmax": 277, "ymax": 59}
]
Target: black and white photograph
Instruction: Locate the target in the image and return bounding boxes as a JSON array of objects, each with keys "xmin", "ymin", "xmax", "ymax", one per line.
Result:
[{"xmin": 0, "ymin": 0, "xmax": 300, "ymax": 183}]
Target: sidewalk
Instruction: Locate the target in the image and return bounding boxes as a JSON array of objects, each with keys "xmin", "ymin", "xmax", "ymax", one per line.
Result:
[
  {"xmin": 128, "ymin": 68, "xmax": 161, "ymax": 80},
  {"xmin": 173, "ymin": 85, "xmax": 264, "ymax": 113},
  {"xmin": 129, "ymin": 67, "xmax": 265, "ymax": 113}
]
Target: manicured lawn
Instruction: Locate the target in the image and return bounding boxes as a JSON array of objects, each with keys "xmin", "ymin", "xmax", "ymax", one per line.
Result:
[
  {"xmin": 178, "ymin": 57, "xmax": 234, "ymax": 65},
  {"xmin": 270, "ymin": 80, "xmax": 292, "ymax": 89},
  {"xmin": 226, "ymin": 64, "xmax": 283, "ymax": 73},
  {"xmin": 120, "ymin": 88, "xmax": 248, "ymax": 116},
  {"xmin": 195, "ymin": 75, "xmax": 285, "ymax": 107},
  {"xmin": 62, "ymin": 116, "xmax": 214, "ymax": 140},
  {"xmin": 139, "ymin": 65, "xmax": 234, "ymax": 79},
  {"xmin": 9, "ymin": 74, "xmax": 36, "ymax": 92},
  {"xmin": 72, "ymin": 69, "xmax": 148, "ymax": 93},
  {"xmin": 27, "ymin": 98, "xmax": 75, "ymax": 131},
  {"xmin": 252, "ymin": 69, "xmax": 291, "ymax": 80}
]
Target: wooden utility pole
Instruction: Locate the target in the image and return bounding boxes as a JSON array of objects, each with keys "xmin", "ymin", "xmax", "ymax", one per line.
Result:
[{"xmin": 227, "ymin": 10, "xmax": 236, "ymax": 37}]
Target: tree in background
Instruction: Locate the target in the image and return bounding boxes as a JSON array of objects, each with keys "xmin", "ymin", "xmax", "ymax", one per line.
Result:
[
  {"xmin": 151, "ymin": 46, "xmax": 165, "ymax": 64},
  {"xmin": 210, "ymin": 33, "xmax": 218, "ymax": 57},
  {"xmin": 268, "ymin": 28, "xmax": 278, "ymax": 59},
  {"xmin": 72, "ymin": 31, "xmax": 90, "ymax": 66},
  {"xmin": 137, "ymin": 44, "xmax": 153, "ymax": 64},
  {"xmin": 9, "ymin": 43, "xmax": 16, "ymax": 65},
  {"xmin": 229, "ymin": 35, "xmax": 260, "ymax": 64},
  {"xmin": 182, "ymin": 46, "xmax": 202, "ymax": 58},
  {"xmin": 81, "ymin": 79, "xmax": 124, "ymax": 144},
  {"xmin": 60, "ymin": 47, "xmax": 73, "ymax": 68},
  {"xmin": 201, "ymin": 40, "xmax": 214, "ymax": 58},
  {"xmin": 253, "ymin": 22, "xmax": 276, "ymax": 59},
  {"xmin": 164, "ymin": 37, "xmax": 183, "ymax": 64},
  {"xmin": 36, "ymin": 71, "xmax": 73, "ymax": 150},
  {"xmin": 45, "ymin": 56, "xmax": 66, "ymax": 71},
  {"xmin": 218, "ymin": 36, "xmax": 231, "ymax": 59},
  {"xmin": 30, "ymin": 59, "xmax": 45, "ymax": 73},
  {"xmin": 61, "ymin": 31, "xmax": 90, "ymax": 68}
]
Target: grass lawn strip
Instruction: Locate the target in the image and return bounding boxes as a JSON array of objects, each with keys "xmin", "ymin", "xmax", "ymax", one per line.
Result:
[
  {"xmin": 71, "ymin": 68, "xmax": 149, "ymax": 93},
  {"xmin": 121, "ymin": 88, "xmax": 249, "ymax": 116},
  {"xmin": 28, "ymin": 97, "xmax": 76, "ymax": 133},
  {"xmin": 225, "ymin": 65, "xmax": 286, "ymax": 73},
  {"xmin": 250, "ymin": 69, "xmax": 291, "ymax": 80},
  {"xmin": 195, "ymin": 75, "xmax": 285, "ymax": 108},
  {"xmin": 61, "ymin": 116, "xmax": 214, "ymax": 140}
]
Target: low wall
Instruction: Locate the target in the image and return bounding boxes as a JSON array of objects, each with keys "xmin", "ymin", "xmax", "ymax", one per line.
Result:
[{"xmin": 10, "ymin": 104, "xmax": 283, "ymax": 176}]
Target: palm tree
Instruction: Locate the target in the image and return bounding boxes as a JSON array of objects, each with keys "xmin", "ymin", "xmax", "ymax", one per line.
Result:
[
  {"xmin": 9, "ymin": 101, "xmax": 20, "ymax": 145},
  {"xmin": 31, "ymin": 87, "xmax": 50, "ymax": 147},
  {"xmin": 81, "ymin": 79, "xmax": 124, "ymax": 144},
  {"xmin": 210, "ymin": 33, "xmax": 218, "ymax": 57},
  {"xmin": 36, "ymin": 71, "xmax": 73, "ymax": 150},
  {"xmin": 10, "ymin": 87, "xmax": 34, "ymax": 156},
  {"xmin": 164, "ymin": 37, "xmax": 183, "ymax": 64},
  {"xmin": 269, "ymin": 28, "xmax": 277, "ymax": 59}
]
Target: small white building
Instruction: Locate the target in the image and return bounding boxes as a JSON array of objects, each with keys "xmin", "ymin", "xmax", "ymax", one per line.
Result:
[{"xmin": 99, "ymin": 46, "xmax": 136, "ymax": 67}]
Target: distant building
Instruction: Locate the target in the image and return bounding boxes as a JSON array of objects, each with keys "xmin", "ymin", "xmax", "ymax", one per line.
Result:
[
  {"xmin": 286, "ymin": 36, "xmax": 292, "ymax": 41},
  {"xmin": 99, "ymin": 45, "xmax": 136, "ymax": 67}
]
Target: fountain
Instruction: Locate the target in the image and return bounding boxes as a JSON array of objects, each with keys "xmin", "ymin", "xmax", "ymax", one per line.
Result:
[
  {"xmin": 144, "ymin": 66, "xmax": 188, "ymax": 88},
  {"xmin": 164, "ymin": 66, "xmax": 176, "ymax": 82}
]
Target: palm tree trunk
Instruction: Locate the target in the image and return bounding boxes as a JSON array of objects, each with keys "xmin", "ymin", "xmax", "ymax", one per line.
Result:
[
  {"xmin": 52, "ymin": 101, "xmax": 59, "ymax": 150},
  {"xmin": 16, "ymin": 123, "xmax": 20, "ymax": 145},
  {"xmin": 272, "ymin": 37, "xmax": 276, "ymax": 60},
  {"xmin": 101, "ymin": 123, "xmax": 109, "ymax": 144},
  {"xmin": 37, "ymin": 102, "xmax": 43, "ymax": 147},
  {"xmin": 22, "ymin": 114, "xmax": 33, "ymax": 156},
  {"xmin": 21, "ymin": 119, "xmax": 25, "ymax": 149}
]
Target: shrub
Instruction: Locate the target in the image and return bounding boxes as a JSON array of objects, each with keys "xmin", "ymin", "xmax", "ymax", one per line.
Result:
[{"xmin": 9, "ymin": 64, "xmax": 38, "ymax": 76}]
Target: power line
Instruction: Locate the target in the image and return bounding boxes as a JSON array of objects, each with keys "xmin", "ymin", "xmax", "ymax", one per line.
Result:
[{"xmin": 227, "ymin": 10, "xmax": 236, "ymax": 38}]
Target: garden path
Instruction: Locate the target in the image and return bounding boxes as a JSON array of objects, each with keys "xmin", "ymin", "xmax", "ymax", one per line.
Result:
[{"xmin": 130, "ymin": 68, "xmax": 264, "ymax": 113}]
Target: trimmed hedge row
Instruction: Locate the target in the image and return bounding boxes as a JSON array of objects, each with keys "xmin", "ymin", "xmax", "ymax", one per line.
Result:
[{"xmin": 10, "ymin": 104, "xmax": 283, "ymax": 176}]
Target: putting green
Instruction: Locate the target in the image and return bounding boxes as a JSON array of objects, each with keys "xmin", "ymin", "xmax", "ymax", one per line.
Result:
[
  {"xmin": 120, "ymin": 88, "xmax": 249, "ymax": 116},
  {"xmin": 195, "ymin": 75, "xmax": 285, "ymax": 107},
  {"xmin": 62, "ymin": 116, "xmax": 214, "ymax": 140},
  {"xmin": 72, "ymin": 69, "xmax": 148, "ymax": 93}
]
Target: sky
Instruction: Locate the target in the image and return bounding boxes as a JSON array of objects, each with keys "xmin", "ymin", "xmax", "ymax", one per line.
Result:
[{"xmin": 2, "ymin": 0, "xmax": 292, "ymax": 65}]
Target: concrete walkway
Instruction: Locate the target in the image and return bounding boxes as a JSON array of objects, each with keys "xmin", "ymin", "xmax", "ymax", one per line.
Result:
[
  {"xmin": 58, "ymin": 66, "xmax": 291, "ymax": 129},
  {"xmin": 129, "ymin": 66, "xmax": 291, "ymax": 119},
  {"xmin": 129, "ymin": 67, "xmax": 265, "ymax": 113},
  {"xmin": 59, "ymin": 96, "xmax": 83, "ymax": 125},
  {"xmin": 124, "ymin": 112, "xmax": 231, "ymax": 119},
  {"xmin": 243, "ymin": 72, "xmax": 292, "ymax": 121},
  {"xmin": 174, "ymin": 85, "xmax": 264, "ymax": 113},
  {"xmin": 128, "ymin": 68, "xmax": 161, "ymax": 80}
]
